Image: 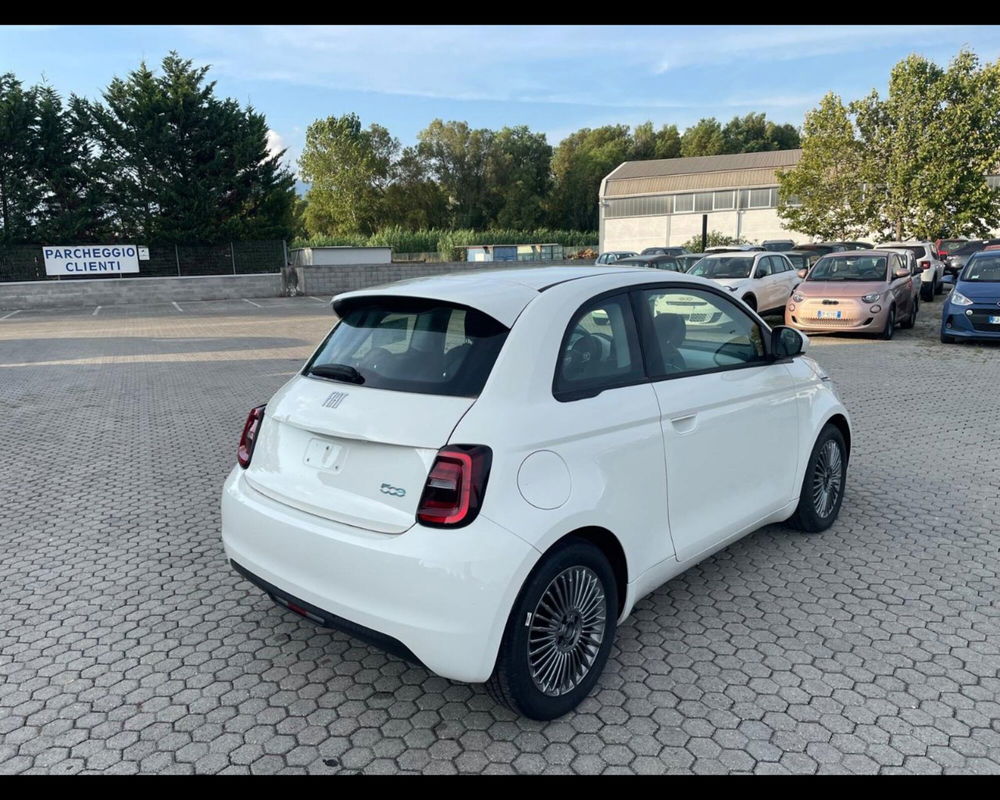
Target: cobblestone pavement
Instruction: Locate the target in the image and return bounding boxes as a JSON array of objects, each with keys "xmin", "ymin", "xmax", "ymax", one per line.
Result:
[{"xmin": 1, "ymin": 294, "xmax": 998, "ymax": 775}]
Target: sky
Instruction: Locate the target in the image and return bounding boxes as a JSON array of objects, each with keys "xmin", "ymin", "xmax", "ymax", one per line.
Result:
[{"xmin": 4, "ymin": 24, "xmax": 1000, "ymax": 184}]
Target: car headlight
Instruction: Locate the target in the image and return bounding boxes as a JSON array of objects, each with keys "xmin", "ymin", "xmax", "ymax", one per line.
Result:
[
  {"xmin": 950, "ymin": 290, "xmax": 973, "ymax": 306},
  {"xmin": 792, "ymin": 293, "xmax": 805, "ymax": 303},
  {"xmin": 861, "ymin": 293, "xmax": 880, "ymax": 303}
]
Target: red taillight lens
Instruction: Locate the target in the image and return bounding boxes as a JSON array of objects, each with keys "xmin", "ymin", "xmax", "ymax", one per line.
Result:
[
  {"xmin": 919, "ymin": 260, "xmax": 930, "ymax": 270},
  {"xmin": 416, "ymin": 445, "xmax": 492, "ymax": 528},
  {"xmin": 237, "ymin": 405, "xmax": 266, "ymax": 468}
]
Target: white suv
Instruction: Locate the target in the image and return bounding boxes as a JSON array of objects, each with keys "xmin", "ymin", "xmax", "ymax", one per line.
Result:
[
  {"xmin": 687, "ymin": 251, "xmax": 801, "ymax": 314},
  {"xmin": 221, "ymin": 266, "xmax": 852, "ymax": 720},
  {"xmin": 876, "ymin": 241, "xmax": 945, "ymax": 301}
]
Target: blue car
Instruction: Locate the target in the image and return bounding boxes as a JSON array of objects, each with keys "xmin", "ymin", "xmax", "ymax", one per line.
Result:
[{"xmin": 941, "ymin": 251, "xmax": 1000, "ymax": 343}]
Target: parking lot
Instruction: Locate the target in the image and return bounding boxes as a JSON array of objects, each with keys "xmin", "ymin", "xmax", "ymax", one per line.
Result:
[{"xmin": 1, "ymin": 294, "xmax": 999, "ymax": 774}]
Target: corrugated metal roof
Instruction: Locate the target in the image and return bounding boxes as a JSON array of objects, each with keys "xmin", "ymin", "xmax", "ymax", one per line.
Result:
[
  {"xmin": 605, "ymin": 167, "xmax": 789, "ymax": 197},
  {"xmin": 606, "ymin": 149, "xmax": 802, "ymax": 181}
]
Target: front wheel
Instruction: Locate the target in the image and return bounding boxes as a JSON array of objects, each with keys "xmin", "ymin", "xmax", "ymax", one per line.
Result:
[
  {"xmin": 789, "ymin": 424, "xmax": 848, "ymax": 533},
  {"xmin": 881, "ymin": 305, "xmax": 896, "ymax": 340},
  {"xmin": 486, "ymin": 539, "xmax": 618, "ymax": 720},
  {"xmin": 941, "ymin": 331, "xmax": 956, "ymax": 344}
]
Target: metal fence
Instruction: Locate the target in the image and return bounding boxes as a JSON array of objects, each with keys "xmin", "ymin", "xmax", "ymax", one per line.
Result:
[{"xmin": 0, "ymin": 240, "xmax": 287, "ymax": 283}]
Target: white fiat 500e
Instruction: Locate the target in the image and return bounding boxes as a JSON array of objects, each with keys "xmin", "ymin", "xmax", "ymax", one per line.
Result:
[{"xmin": 221, "ymin": 266, "xmax": 852, "ymax": 720}]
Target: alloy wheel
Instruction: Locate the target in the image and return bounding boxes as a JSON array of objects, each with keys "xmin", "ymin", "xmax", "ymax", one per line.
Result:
[
  {"xmin": 527, "ymin": 566, "xmax": 607, "ymax": 697},
  {"xmin": 811, "ymin": 440, "xmax": 843, "ymax": 519}
]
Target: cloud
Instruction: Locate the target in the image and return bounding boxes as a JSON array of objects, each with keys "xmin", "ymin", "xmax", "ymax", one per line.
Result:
[{"xmin": 265, "ymin": 129, "xmax": 286, "ymax": 161}]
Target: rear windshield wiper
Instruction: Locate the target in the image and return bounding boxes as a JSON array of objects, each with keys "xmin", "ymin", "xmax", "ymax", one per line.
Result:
[{"xmin": 309, "ymin": 363, "xmax": 365, "ymax": 384}]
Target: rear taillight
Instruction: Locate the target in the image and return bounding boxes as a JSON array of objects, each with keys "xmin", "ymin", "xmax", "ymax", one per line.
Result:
[
  {"xmin": 919, "ymin": 260, "xmax": 930, "ymax": 270},
  {"xmin": 416, "ymin": 445, "xmax": 492, "ymax": 528},
  {"xmin": 237, "ymin": 405, "xmax": 266, "ymax": 468}
]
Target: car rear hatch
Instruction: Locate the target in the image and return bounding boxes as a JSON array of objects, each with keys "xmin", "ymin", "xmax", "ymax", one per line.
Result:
[{"xmin": 242, "ymin": 295, "xmax": 512, "ymax": 533}]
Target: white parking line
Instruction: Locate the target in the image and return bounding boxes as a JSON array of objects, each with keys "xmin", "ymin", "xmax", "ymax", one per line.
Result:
[
  {"xmin": 0, "ymin": 310, "xmax": 21, "ymax": 320},
  {"xmin": 172, "ymin": 302, "xmax": 184, "ymax": 313},
  {"xmin": 306, "ymin": 296, "xmax": 328, "ymax": 302},
  {"xmin": 92, "ymin": 306, "xmax": 101, "ymax": 316},
  {"xmin": 243, "ymin": 298, "xmax": 262, "ymax": 308}
]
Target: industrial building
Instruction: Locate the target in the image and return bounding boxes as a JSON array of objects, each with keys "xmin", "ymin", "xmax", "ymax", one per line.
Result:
[{"xmin": 599, "ymin": 149, "xmax": 804, "ymax": 252}]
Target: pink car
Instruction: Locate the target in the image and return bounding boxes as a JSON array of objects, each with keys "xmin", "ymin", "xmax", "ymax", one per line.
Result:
[{"xmin": 785, "ymin": 250, "xmax": 918, "ymax": 340}]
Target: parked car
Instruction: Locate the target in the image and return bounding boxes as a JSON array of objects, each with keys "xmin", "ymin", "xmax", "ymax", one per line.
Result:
[
  {"xmin": 703, "ymin": 244, "xmax": 765, "ymax": 253},
  {"xmin": 879, "ymin": 247, "xmax": 922, "ymax": 312},
  {"xmin": 876, "ymin": 241, "xmax": 945, "ymax": 300},
  {"xmin": 675, "ymin": 253, "xmax": 704, "ymax": 272},
  {"xmin": 221, "ymin": 266, "xmax": 852, "ymax": 720},
  {"xmin": 786, "ymin": 250, "xmax": 918, "ymax": 339},
  {"xmin": 594, "ymin": 251, "xmax": 637, "ymax": 265},
  {"xmin": 639, "ymin": 246, "xmax": 688, "ymax": 256},
  {"xmin": 762, "ymin": 239, "xmax": 797, "ymax": 252},
  {"xmin": 616, "ymin": 254, "xmax": 686, "ymax": 271},
  {"xmin": 941, "ymin": 240, "xmax": 984, "ymax": 278},
  {"xmin": 778, "ymin": 251, "xmax": 812, "ymax": 273},
  {"xmin": 687, "ymin": 251, "xmax": 800, "ymax": 314},
  {"xmin": 940, "ymin": 251, "xmax": 1000, "ymax": 343},
  {"xmin": 935, "ymin": 238, "xmax": 971, "ymax": 260}
]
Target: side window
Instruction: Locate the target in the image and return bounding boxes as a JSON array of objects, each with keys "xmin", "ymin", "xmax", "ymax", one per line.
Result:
[
  {"xmin": 553, "ymin": 294, "xmax": 644, "ymax": 400},
  {"xmin": 639, "ymin": 287, "xmax": 768, "ymax": 378},
  {"xmin": 756, "ymin": 257, "xmax": 772, "ymax": 278}
]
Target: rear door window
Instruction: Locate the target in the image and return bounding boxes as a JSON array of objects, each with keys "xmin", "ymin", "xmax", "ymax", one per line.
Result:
[
  {"xmin": 305, "ymin": 298, "xmax": 509, "ymax": 397},
  {"xmin": 553, "ymin": 294, "xmax": 644, "ymax": 401}
]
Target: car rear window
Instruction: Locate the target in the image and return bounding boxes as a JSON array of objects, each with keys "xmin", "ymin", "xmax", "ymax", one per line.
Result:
[{"xmin": 304, "ymin": 297, "xmax": 509, "ymax": 397}]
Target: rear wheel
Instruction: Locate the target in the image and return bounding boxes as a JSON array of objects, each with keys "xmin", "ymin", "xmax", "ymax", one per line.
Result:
[
  {"xmin": 789, "ymin": 424, "xmax": 848, "ymax": 533},
  {"xmin": 921, "ymin": 281, "xmax": 934, "ymax": 301},
  {"xmin": 486, "ymin": 538, "xmax": 618, "ymax": 720},
  {"xmin": 901, "ymin": 297, "xmax": 918, "ymax": 329}
]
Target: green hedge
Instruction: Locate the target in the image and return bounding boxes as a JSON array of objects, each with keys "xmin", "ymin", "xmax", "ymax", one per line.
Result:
[{"xmin": 293, "ymin": 227, "xmax": 598, "ymax": 260}]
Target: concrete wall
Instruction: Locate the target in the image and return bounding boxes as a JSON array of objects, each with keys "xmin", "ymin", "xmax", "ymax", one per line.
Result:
[
  {"xmin": 296, "ymin": 260, "xmax": 581, "ymax": 298},
  {"xmin": 0, "ymin": 273, "xmax": 281, "ymax": 311},
  {"xmin": 0, "ymin": 260, "xmax": 584, "ymax": 310}
]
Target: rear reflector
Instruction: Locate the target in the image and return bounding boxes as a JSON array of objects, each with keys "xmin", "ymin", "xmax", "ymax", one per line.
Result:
[
  {"xmin": 238, "ymin": 405, "xmax": 266, "ymax": 468},
  {"xmin": 417, "ymin": 445, "xmax": 492, "ymax": 528}
]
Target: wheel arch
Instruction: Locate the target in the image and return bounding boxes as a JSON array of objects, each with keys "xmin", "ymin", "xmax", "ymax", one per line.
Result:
[{"xmin": 538, "ymin": 526, "xmax": 629, "ymax": 617}]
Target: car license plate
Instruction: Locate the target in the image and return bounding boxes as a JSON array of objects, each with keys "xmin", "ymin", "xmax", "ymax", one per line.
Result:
[
  {"xmin": 816, "ymin": 310, "xmax": 842, "ymax": 319},
  {"xmin": 989, "ymin": 315, "xmax": 1000, "ymax": 325}
]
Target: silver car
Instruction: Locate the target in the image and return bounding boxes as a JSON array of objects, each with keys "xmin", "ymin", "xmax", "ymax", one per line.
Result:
[{"xmin": 594, "ymin": 250, "xmax": 638, "ymax": 265}]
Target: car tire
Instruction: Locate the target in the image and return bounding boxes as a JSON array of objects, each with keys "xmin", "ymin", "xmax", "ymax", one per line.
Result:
[
  {"xmin": 486, "ymin": 538, "xmax": 618, "ymax": 721},
  {"xmin": 921, "ymin": 282, "xmax": 933, "ymax": 302},
  {"xmin": 789, "ymin": 424, "xmax": 848, "ymax": 534},
  {"xmin": 940, "ymin": 331, "xmax": 956, "ymax": 344},
  {"xmin": 901, "ymin": 298, "xmax": 917, "ymax": 329},
  {"xmin": 935, "ymin": 275, "xmax": 944, "ymax": 295},
  {"xmin": 881, "ymin": 305, "xmax": 896, "ymax": 340}
]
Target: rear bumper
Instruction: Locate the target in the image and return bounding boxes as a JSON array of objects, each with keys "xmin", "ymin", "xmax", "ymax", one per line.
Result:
[{"xmin": 221, "ymin": 467, "xmax": 540, "ymax": 683}]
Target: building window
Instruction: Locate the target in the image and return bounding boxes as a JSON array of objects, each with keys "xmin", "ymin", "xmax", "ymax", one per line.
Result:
[
  {"xmin": 747, "ymin": 188, "xmax": 773, "ymax": 208},
  {"xmin": 713, "ymin": 191, "xmax": 735, "ymax": 210},
  {"xmin": 674, "ymin": 194, "xmax": 694, "ymax": 213},
  {"xmin": 605, "ymin": 195, "xmax": 672, "ymax": 218}
]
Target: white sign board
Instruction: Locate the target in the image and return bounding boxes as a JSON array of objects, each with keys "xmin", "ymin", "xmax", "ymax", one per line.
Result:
[
  {"xmin": 42, "ymin": 245, "xmax": 140, "ymax": 276},
  {"xmin": 138, "ymin": 246, "xmax": 150, "ymax": 261}
]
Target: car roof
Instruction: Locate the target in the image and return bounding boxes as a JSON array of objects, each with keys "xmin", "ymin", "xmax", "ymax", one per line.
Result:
[
  {"xmin": 332, "ymin": 266, "xmax": 712, "ymax": 326},
  {"xmin": 699, "ymin": 250, "xmax": 761, "ymax": 258},
  {"xmin": 817, "ymin": 249, "xmax": 897, "ymax": 258}
]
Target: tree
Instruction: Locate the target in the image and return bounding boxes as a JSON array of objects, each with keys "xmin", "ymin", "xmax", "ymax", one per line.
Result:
[
  {"xmin": 82, "ymin": 52, "xmax": 295, "ymax": 243},
  {"xmin": 417, "ymin": 120, "xmax": 495, "ymax": 229},
  {"xmin": 381, "ymin": 146, "xmax": 449, "ymax": 230},
  {"xmin": 852, "ymin": 50, "xmax": 1000, "ymax": 241},
  {"xmin": 630, "ymin": 122, "xmax": 682, "ymax": 161},
  {"xmin": 486, "ymin": 125, "xmax": 552, "ymax": 228},
  {"xmin": 33, "ymin": 86, "xmax": 108, "ymax": 242},
  {"xmin": 548, "ymin": 125, "xmax": 632, "ymax": 230},
  {"xmin": 722, "ymin": 112, "xmax": 801, "ymax": 154},
  {"xmin": 299, "ymin": 113, "xmax": 397, "ymax": 236},
  {"xmin": 776, "ymin": 93, "xmax": 868, "ymax": 240},
  {"xmin": 680, "ymin": 230, "xmax": 749, "ymax": 252},
  {"xmin": 680, "ymin": 118, "xmax": 724, "ymax": 157},
  {"xmin": 0, "ymin": 74, "xmax": 41, "ymax": 244}
]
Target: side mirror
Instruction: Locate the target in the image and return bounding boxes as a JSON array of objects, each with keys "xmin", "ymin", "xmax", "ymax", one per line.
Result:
[
  {"xmin": 797, "ymin": 268, "xmax": 808, "ymax": 279},
  {"xmin": 771, "ymin": 326, "xmax": 808, "ymax": 358},
  {"xmin": 894, "ymin": 267, "xmax": 910, "ymax": 279}
]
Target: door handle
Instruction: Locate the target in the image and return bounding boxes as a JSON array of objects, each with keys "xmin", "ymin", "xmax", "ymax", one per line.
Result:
[{"xmin": 669, "ymin": 413, "xmax": 698, "ymax": 433}]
